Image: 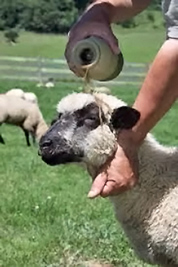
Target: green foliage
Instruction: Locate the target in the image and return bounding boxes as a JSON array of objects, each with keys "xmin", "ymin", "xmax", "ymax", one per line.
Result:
[
  {"xmin": 74, "ymin": 0, "xmax": 88, "ymax": 11},
  {"xmin": 0, "ymin": 0, "xmax": 162, "ymax": 33},
  {"xmin": 0, "ymin": 28, "xmax": 165, "ymax": 62},
  {"xmin": 119, "ymin": 18, "xmax": 136, "ymax": 29},
  {"xmin": 0, "ymin": 0, "xmax": 78, "ymax": 33},
  {"xmin": 4, "ymin": 28, "xmax": 19, "ymax": 43},
  {"xmin": 148, "ymin": 0, "xmax": 162, "ymax": 10}
]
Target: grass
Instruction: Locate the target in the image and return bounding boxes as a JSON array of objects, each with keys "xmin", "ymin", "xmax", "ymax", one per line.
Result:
[
  {"xmin": 1, "ymin": 80, "xmax": 178, "ymax": 267},
  {"xmin": 0, "ymin": 23, "xmax": 165, "ymax": 63},
  {"xmin": 0, "ymin": 11, "xmax": 172, "ymax": 265}
]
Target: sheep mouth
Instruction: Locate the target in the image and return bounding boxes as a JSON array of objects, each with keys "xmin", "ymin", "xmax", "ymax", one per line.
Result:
[{"xmin": 39, "ymin": 149, "xmax": 83, "ymax": 166}]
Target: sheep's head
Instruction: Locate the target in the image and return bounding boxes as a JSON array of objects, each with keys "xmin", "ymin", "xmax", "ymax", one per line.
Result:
[{"xmin": 39, "ymin": 93, "xmax": 140, "ymax": 171}]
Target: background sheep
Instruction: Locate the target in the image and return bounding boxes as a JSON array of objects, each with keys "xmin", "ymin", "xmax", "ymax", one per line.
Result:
[
  {"xmin": 0, "ymin": 94, "xmax": 48, "ymax": 146},
  {"xmin": 39, "ymin": 92, "xmax": 178, "ymax": 267},
  {"xmin": 23, "ymin": 92, "xmax": 38, "ymax": 104},
  {"xmin": 6, "ymin": 88, "xmax": 24, "ymax": 98},
  {"xmin": 6, "ymin": 89, "xmax": 38, "ymax": 104}
]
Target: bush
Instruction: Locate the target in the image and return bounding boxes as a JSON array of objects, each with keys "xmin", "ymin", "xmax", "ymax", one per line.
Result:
[
  {"xmin": 120, "ymin": 18, "xmax": 136, "ymax": 29},
  {"xmin": 0, "ymin": 0, "xmax": 78, "ymax": 33},
  {"xmin": 147, "ymin": 12, "xmax": 155, "ymax": 23},
  {"xmin": 4, "ymin": 28, "xmax": 19, "ymax": 44}
]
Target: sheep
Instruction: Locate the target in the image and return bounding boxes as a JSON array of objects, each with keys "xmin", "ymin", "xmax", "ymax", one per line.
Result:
[
  {"xmin": 23, "ymin": 92, "xmax": 38, "ymax": 104},
  {"xmin": 45, "ymin": 78, "xmax": 55, "ymax": 88},
  {"xmin": 0, "ymin": 94, "xmax": 48, "ymax": 146},
  {"xmin": 93, "ymin": 86, "xmax": 111, "ymax": 94},
  {"xmin": 6, "ymin": 89, "xmax": 38, "ymax": 104},
  {"xmin": 39, "ymin": 92, "xmax": 178, "ymax": 267},
  {"xmin": 78, "ymin": 85, "xmax": 111, "ymax": 94},
  {"xmin": 6, "ymin": 88, "xmax": 24, "ymax": 98}
]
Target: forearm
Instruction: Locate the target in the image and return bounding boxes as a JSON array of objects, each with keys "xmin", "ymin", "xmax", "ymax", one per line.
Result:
[
  {"xmin": 132, "ymin": 39, "xmax": 178, "ymax": 144},
  {"xmin": 87, "ymin": 0, "xmax": 152, "ymax": 23}
]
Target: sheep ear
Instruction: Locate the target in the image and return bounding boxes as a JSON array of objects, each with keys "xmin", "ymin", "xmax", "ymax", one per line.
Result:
[{"xmin": 110, "ymin": 106, "xmax": 140, "ymax": 130}]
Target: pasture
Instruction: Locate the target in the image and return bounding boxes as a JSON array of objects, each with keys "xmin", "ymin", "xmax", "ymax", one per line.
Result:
[
  {"xmin": 0, "ymin": 26, "xmax": 164, "ymax": 63},
  {"xmin": 0, "ymin": 21, "xmax": 175, "ymax": 267},
  {"xmin": 1, "ymin": 79, "xmax": 178, "ymax": 267}
]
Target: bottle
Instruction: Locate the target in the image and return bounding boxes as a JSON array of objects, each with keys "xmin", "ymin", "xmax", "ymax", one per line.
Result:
[{"xmin": 70, "ymin": 36, "xmax": 124, "ymax": 81}]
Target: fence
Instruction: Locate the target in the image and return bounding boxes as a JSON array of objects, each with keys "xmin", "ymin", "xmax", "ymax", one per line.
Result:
[{"xmin": 0, "ymin": 56, "xmax": 149, "ymax": 86}]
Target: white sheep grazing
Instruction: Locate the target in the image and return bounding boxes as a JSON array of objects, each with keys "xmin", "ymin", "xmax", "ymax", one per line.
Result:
[
  {"xmin": 39, "ymin": 92, "xmax": 178, "ymax": 267},
  {"xmin": 0, "ymin": 95, "xmax": 48, "ymax": 146},
  {"xmin": 23, "ymin": 92, "xmax": 38, "ymax": 104},
  {"xmin": 6, "ymin": 88, "xmax": 25, "ymax": 98},
  {"xmin": 6, "ymin": 89, "xmax": 38, "ymax": 104}
]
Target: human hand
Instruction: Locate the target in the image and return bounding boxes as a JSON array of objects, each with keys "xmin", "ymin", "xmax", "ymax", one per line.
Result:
[
  {"xmin": 88, "ymin": 131, "xmax": 139, "ymax": 198},
  {"xmin": 65, "ymin": 2, "xmax": 119, "ymax": 76}
]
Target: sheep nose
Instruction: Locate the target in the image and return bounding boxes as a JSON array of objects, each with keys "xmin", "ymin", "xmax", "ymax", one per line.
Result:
[{"xmin": 41, "ymin": 139, "xmax": 52, "ymax": 148}]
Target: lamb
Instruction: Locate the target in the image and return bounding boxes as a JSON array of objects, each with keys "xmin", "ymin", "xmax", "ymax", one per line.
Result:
[
  {"xmin": 23, "ymin": 92, "xmax": 38, "ymax": 104},
  {"xmin": 6, "ymin": 88, "xmax": 24, "ymax": 98},
  {"xmin": 79, "ymin": 85, "xmax": 111, "ymax": 94},
  {"xmin": 6, "ymin": 89, "xmax": 38, "ymax": 104},
  {"xmin": 39, "ymin": 92, "xmax": 178, "ymax": 267},
  {"xmin": 0, "ymin": 94, "xmax": 48, "ymax": 146}
]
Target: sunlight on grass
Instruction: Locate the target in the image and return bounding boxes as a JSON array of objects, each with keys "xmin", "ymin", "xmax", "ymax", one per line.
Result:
[
  {"xmin": 0, "ymin": 25, "xmax": 165, "ymax": 63},
  {"xmin": 0, "ymin": 80, "xmax": 178, "ymax": 266}
]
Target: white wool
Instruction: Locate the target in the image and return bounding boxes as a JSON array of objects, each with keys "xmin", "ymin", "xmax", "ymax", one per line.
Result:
[
  {"xmin": 6, "ymin": 88, "xmax": 25, "ymax": 98},
  {"xmin": 45, "ymin": 82, "xmax": 54, "ymax": 88},
  {"xmin": 93, "ymin": 86, "xmax": 111, "ymax": 94},
  {"xmin": 84, "ymin": 124, "xmax": 117, "ymax": 167},
  {"xmin": 55, "ymin": 92, "xmax": 178, "ymax": 266},
  {"xmin": 57, "ymin": 92, "xmax": 126, "ymax": 116},
  {"xmin": 6, "ymin": 89, "xmax": 38, "ymax": 104},
  {"xmin": 24, "ymin": 92, "xmax": 38, "ymax": 104},
  {"xmin": 57, "ymin": 93, "xmax": 95, "ymax": 114},
  {"xmin": 0, "ymin": 95, "xmax": 48, "ymax": 144}
]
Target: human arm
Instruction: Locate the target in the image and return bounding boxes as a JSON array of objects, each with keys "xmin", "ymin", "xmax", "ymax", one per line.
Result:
[
  {"xmin": 88, "ymin": 39, "xmax": 178, "ymax": 198},
  {"xmin": 86, "ymin": 0, "xmax": 152, "ymax": 23}
]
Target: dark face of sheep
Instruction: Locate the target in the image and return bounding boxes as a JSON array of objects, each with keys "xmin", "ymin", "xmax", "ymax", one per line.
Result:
[{"xmin": 39, "ymin": 93, "xmax": 140, "ymax": 168}]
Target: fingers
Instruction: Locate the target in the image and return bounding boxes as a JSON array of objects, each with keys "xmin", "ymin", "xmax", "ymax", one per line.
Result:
[
  {"xmin": 100, "ymin": 180, "xmax": 129, "ymax": 198},
  {"xmin": 88, "ymin": 172, "xmax": 107, "ymax": 199},
  {"xmin": 100, "ymin": 174, "xmax": 138, "ymax": 198}
]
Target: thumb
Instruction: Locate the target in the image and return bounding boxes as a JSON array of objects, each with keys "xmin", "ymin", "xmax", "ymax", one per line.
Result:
[{"xmin": 88, "ymin": 172, "xmax": 108, "ymax": 199}]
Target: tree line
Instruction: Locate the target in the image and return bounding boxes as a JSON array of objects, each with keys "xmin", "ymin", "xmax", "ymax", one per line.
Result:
[{"xmin": 0, "ymin": 0, "xmax": 162, "ymax": 34}]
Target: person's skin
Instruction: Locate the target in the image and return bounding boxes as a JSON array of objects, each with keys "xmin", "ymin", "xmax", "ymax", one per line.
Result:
[{"xmin": 65, "ymin": 0, "xmax": 178, "ymax": 199}]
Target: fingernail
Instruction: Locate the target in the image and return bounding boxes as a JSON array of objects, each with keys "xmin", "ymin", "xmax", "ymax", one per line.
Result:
[{"xmin": 87, "ymin": 190, "xmax": 99, "ymax": 199}]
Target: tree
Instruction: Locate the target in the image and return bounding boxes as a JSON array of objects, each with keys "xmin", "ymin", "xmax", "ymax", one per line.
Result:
[
  {"xmin": 0, "ymin": 0, "xmax": 78, "ymax": 33},
  {"xmin": 74, "ymin": 0, "xmax": 88, "ymax": 11}
]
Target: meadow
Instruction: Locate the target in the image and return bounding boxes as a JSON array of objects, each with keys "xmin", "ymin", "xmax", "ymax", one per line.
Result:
[
  {"xmin": 1, "ymin": 79, "xmax": 178, "ymax": 267},
  {"xmin": 0, "ymin": 21, "xmax": 177, "ymax": 267},
  {"xmin": 0, "ymin": 23, "xmax": 165, "ymax": 63}
]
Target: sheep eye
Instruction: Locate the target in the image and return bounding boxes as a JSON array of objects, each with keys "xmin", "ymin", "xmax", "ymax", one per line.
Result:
[{"xmin": 84, "ymin": 117, "xmax": 99, "ymax": 128}]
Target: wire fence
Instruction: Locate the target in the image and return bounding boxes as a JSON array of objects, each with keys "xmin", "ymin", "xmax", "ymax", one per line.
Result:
[{"xmin": 0, "ymin": 56, "xmax": 150, "ymax": 86}]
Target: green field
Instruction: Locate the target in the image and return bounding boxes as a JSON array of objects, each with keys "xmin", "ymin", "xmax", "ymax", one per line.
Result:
[
  {"xmin": 0, "ymin": 15, "xmax": 174, "ymax": 267},
  {"xmin": 1, "ymin": 80, "xmax": 178, "ymax": 267},
  {"xmin": 0, "ymin": 25, "xmax": 165, "ymax": 63}
]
